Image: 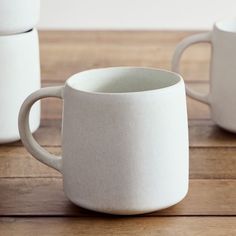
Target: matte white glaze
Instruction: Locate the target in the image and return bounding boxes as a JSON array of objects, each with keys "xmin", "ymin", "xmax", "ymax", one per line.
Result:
[
  {"xmin": 19, "ymin": 67, "xmax": 189, "ymax": 215},
  {"xmin": 0, "ymin": 0, "xmax": 40, "ymax": 35},
  {"xmin": 0, "ymin": 29, "xmax": 40, "ymax": 143}
]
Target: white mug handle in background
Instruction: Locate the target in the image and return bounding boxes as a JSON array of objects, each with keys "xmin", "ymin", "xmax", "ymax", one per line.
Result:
[
  {"xmin": 172, "ymin": 32, "xmax": 212, "ymax": 105},
  {"xmin": 18, "ymin": 86, "xmax": 64, "ymax": 172}
]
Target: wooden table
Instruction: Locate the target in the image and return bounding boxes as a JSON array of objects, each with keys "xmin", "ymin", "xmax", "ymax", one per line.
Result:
[{"xmin": 0, "ymin": 31, "xmax": 236, "ymax": 235}]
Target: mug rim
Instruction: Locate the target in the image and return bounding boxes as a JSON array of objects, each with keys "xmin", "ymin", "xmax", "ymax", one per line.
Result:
[
  {"xmin": 214, "ymin": 18, "xmax": 236, "ymax": 34},
  {"xmin": 66, "ymin": 66, "xmax": 184, "ymax": 95},
  {"xmin": 0, "ymin": 28, "xmax": 36, "ymax": 38}
]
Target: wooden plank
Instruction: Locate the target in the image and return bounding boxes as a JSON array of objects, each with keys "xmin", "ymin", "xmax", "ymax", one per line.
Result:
[
  {"xmin": 41, "ymin": 96, "xmax": 63, "ymax": 120},
  {"xmin": 186, "ymin": 82, "xmax": 210, "ymax": 120},
  {"xmin": 1, "ymin": 146, "xmax": 236, "ymax": 179},
  {"xmin": 190, "ymin": 147, "xmax": 236, "ymax": 179},
  {"xmin": 0, "ymin": 147, "xmax": 60, "ymax": 178},
  {"xmin": 189, "ymin": 120, "xmax": 236, "ymax": 147},
  {"xmin": 0, "ymin": 217, "xmax": 236, "ymax": 236},
  {"xmin": 39, "ymin": 31, "xmax": 211, "ymax": 83},
  {"xmin": 0, "ymin": 178, "xmax": 235, "ymax": 216}
]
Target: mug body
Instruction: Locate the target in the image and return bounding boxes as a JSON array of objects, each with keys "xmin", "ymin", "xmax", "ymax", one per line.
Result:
[
  {"xmin": 0, "ymin": 29, "xmax": 40, "ymax": 143},
  {"xmin": 210, "ymin": 19, "xmax": 236, "ymax": 131},
  {"xmin": 0, "ymin": 0, "xmax": 40, "ymax": 35},
  {"xmin": 61, "ymin": 67, "xmax": 189, "ymax": 215}
]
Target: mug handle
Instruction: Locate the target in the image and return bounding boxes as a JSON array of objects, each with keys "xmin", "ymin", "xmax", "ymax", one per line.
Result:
[
  {"xmin": 18, "ymin": 86, "xmax": 64, "ymax": 172},
  {"xmin": 172, "ymin": 32, "xmax": 212, "ymax": 105}
]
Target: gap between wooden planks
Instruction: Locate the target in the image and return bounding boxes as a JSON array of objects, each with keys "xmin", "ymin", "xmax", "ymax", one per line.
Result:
[{"xmin": 0, "ymin": 217, "xmax": 236, "ymax": 236}]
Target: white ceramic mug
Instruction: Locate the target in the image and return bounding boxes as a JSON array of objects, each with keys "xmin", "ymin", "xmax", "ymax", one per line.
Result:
[
  {"xmin": 0, "ymin": 0, "xmax": 40, "ymax": 35},
  {"xmin": 0, "ymin": 29, "xmax": 40, "ymax": 143},
  {"xmin": 172, "ymin": 18, "xmax": 236, "ymax": 132},
  {"xmin": 19, "ymin": 67, "xmax": 189, "ymax": 215}
]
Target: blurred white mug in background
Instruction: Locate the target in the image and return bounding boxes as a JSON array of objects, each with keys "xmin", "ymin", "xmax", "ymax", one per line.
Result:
[
  {"xmin": 0, "ymin": 29, "xmax": 41, "ymax": 143},
  {"xmin": 172, "ymin": 18, "xmax": 236, "ymax": 132},
  {"xmin": 0, "ymin": 0, "xmax": 40, "ymax": 35}
]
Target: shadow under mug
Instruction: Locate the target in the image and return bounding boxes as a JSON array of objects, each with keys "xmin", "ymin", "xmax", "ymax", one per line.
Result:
[
  {"xmin": 19, "ymin": 67, "xmax": 189, "ymax": 215},
  {"xmin": 0, "ymin": 0, "xmax": 40, "ymax": 35},
  {"xmin": 0, "ymin": 29, "xmax": 40, "ymax": 143},
  {"xmin": 172, "ymin": 18, "xmax": 236, "ymax": 132}
]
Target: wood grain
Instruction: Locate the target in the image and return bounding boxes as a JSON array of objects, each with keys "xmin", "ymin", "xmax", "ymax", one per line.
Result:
[
  {"xmin": 0, "ymin": 178, "xmax": 235, "ymax": 216},
  {"xmin": 39, "ymin": 31, "xmax": 211, "ymax": 83},
  {"xmin": 0, "ymin": 147, "xmax": 60, "ymax": 178},
  {"xmin": 0, "ymin": 31, "xmax": 233, "ymax": 233},
  {"xmin": 1, "ymin": 146, "xmax": 236, "ymax": 179},
  {"xmin": 189, "ymin": 121, "xmax": 236, "ymax": 147},
  {"xmin": 0, "ymin": 217, "xmax": 236, "ymax": 236},
  {"xmin": 190, "ymin": 147, "xmax": 236, "ymax": 179}
]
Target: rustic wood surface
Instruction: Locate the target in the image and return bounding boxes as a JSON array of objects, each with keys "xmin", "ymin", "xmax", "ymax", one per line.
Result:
[
  {"xmin": 1, "ymin": 217, "xmax": 236, "ymax": 236},
  {"xmin": 0, "ymin": 31, "xmax": 235, "ymax": 235}
]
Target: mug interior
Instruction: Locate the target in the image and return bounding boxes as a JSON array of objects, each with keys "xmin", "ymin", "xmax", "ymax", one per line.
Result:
[
  {"xmin": 67, "ymin": 67, "xmax": 181, "ymax": 94},
  {"xmin": 215, "ymin": 18, "xmax": 236, "ymax": 33}
]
